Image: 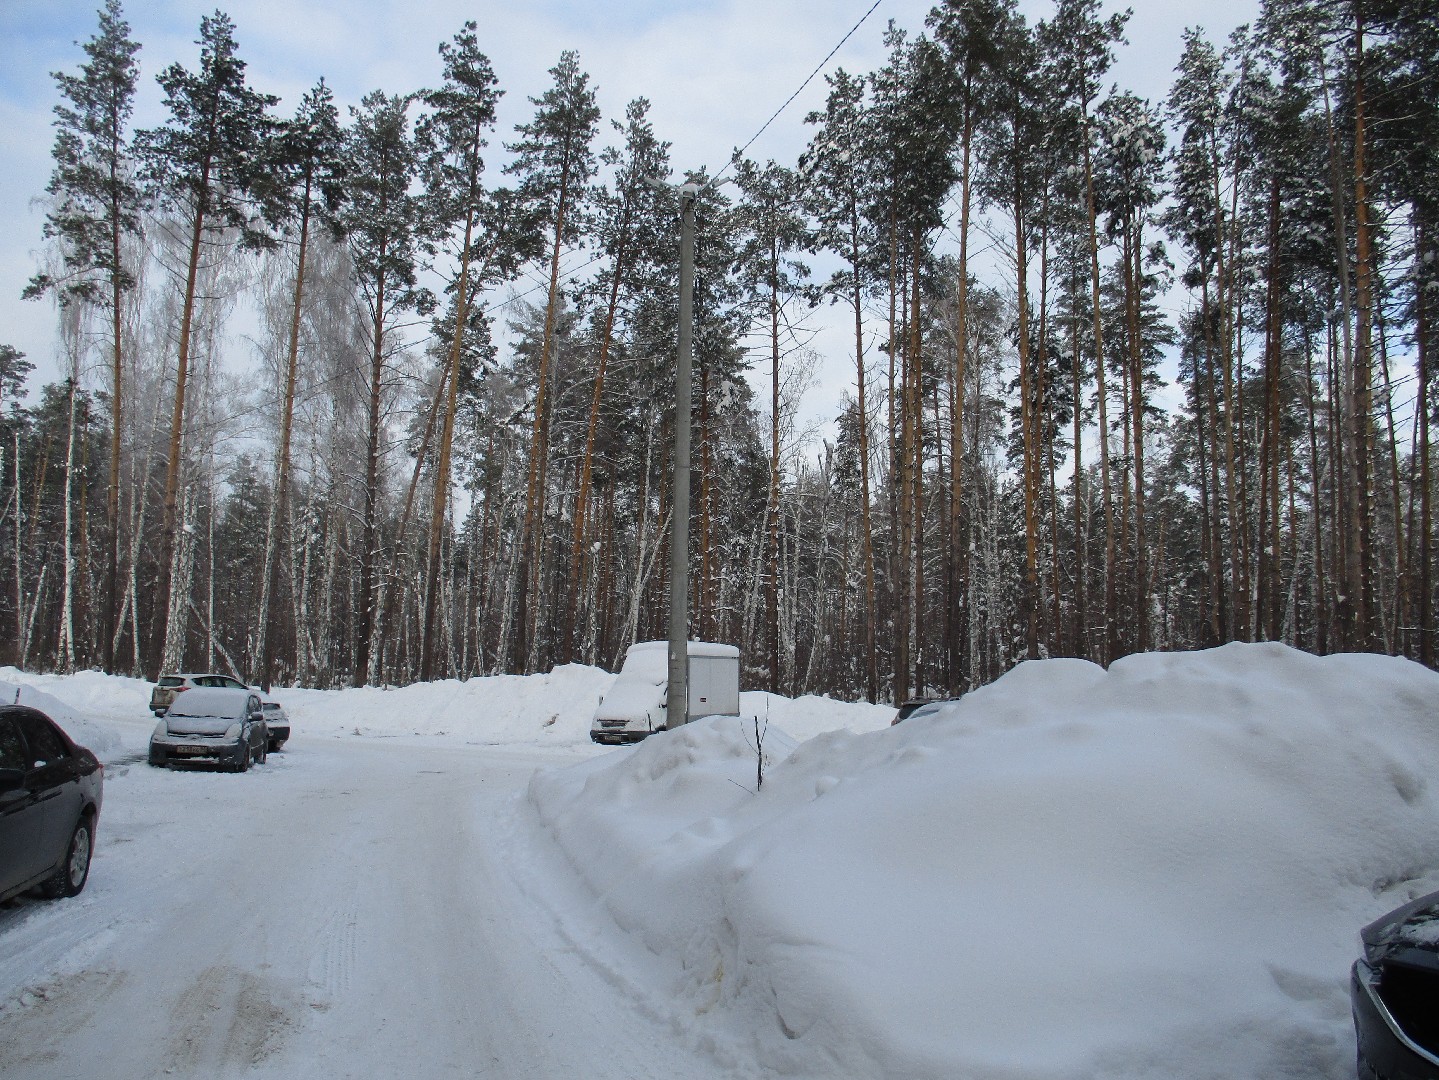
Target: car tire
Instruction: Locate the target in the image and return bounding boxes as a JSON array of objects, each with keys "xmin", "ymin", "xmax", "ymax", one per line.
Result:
[
  {"xmin": 256, "ymin": 739, "xmax": 267, "ymax": 765},
  {"xmin": 236, "ymin": 741, "xmax": 251, "ymax": 773},
  {"xmin": 40, "ymin": 817, "xmax": 93, "ymax": 899}
]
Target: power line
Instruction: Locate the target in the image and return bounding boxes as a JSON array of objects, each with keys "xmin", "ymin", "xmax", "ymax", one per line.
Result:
[{"xmin": 713, "ymin": 0, "xmax": 886, "ymax": 183}]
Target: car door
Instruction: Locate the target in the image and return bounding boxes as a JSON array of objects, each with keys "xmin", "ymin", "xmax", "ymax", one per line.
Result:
[
  {"xmin": 14, "ymin": 710, "xmax": 82, "ymax": 873},
  {"xmin": 0, "ymin": 714, "xmax": 50, "ymax": 891}
]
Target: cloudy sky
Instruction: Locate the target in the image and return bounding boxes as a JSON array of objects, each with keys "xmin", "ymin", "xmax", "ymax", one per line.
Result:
[{"xmin": 0, "ymin": 0, "xmax": 1259, "ymax": 418}]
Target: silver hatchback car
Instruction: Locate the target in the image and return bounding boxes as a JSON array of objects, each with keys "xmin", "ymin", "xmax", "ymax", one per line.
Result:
[{"xmin": 149, "ymin": 687, "xmax": 269, "ymax": 772}]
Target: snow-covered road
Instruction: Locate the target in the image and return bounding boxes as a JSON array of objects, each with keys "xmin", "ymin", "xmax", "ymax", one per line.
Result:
[{"xmin": 0, "ymin": 736, "xmax": 727, "ymax": 1080}]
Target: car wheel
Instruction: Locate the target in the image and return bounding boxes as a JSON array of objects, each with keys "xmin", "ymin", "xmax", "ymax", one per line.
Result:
[
  {"xmin": 41, "ymin": 818, "xmax": 93, "ymax": 899},
  {"xmin": 236, "ymin": 741, "xmax": 251, "ymax": 773},
  {"xmin": 256, "ymin": 738, "xmax": 267, "ymax": 765}
]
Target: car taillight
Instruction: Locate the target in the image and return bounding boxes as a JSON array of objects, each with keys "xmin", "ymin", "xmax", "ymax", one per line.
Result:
[{"xmin": 173, "ymin": 686, "xmax": 189, "ymax": 693}]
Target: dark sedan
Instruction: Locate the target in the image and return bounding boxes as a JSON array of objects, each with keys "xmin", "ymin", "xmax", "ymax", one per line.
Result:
[
  {"xmin": 1352, "ymin": 888, "xmax": 1439, "ymax": 1079},
  {"xmin": 0, "ymin": 705, "xmax": 104, "ymax": 903}
]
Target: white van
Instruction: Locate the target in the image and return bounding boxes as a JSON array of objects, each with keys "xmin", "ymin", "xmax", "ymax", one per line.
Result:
[{"xmin": 590, "ymin": 640, "xmax": 740, "ymax": 744}]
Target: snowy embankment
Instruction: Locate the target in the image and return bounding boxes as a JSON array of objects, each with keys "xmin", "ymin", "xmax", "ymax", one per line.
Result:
[
  {"xmin": 527, "ymin": 642, "xmax": 1439, "ymax": 1080},
  {"xmin": 0, "ymin": 663, "xmax": 892, "ymax": 759},
  {"xmin": 7, "ymin": 645, "xmax": 1439, "ymax": 1079}
]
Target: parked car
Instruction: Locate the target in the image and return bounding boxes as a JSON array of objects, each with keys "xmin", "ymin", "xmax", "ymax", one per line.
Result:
[
  {"xmin": 149, "ymin": 672, "xmax": 251, "ymax": 716},
  {"xmin": 260, "ymin": 701, "xmax": 289, "ymax": 752},
  {"xmin": 149, "ymin": 687, "xmax": 268, "ymax": 772},
  {"xmin": 891, "ymin": 698, "xmax": 937, "ymax": 725},
  {"xmin": 0, "ymin": 705, "xmax": 104, "ymax": 903},
  {"xmin": 590, "ymin": 641, "xmax": 741, "ymax": 745},
  {"xmin": 1352, "ymin": 887, "xmax": 1439, "ymax": 1079},
  {"xmin": 892, "ymin": 697, "xmax": 964, "ymax": 725}
]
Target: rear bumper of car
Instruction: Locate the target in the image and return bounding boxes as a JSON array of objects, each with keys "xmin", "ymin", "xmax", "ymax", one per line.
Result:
[
  {"xmin": 149, "ymin": 734, "xmax": 246, "ymax": 768},
  {"xmin": 1353, "ymin": 958, "xmax": 1439, "ymax": 1080},
  {"xmin": 266, "ymin": 725, "xmax": 290, "ymax": 743}
]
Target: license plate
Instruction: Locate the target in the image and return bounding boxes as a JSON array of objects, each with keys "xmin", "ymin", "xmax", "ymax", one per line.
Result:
[{"xmin": 176, "ymin": 745, "xmax": 211, "ymax": 756}]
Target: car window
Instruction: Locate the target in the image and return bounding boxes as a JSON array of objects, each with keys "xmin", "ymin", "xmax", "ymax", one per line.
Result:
[
  {"xmin": 16, "ymin": 713, "xmax": 68, "ymax": 765},
  {"xmin": 223, "ymin": 677, "xmax": 246, "ymax": 689},
  {"xmin": 0, "ymin": 718, "xmax": 25, "ymax": 771},
  {"xmin": 158, "ymin": 676, "xmax": 185, "ymax": 688}
]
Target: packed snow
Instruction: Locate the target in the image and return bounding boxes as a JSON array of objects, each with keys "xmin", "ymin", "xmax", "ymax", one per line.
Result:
[{"xmin": 3, "ymin": 642, "xmax": 1439, "ymax": 1079}]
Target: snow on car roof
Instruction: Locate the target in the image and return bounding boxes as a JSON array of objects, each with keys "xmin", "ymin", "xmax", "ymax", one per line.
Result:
[
  {"xmin": 165, "ymin": 686, "xmax": 253, "ymax": 719},
  {"xmin": 620, "ymin": 640, "xmax": 739, "ymax": 680}
]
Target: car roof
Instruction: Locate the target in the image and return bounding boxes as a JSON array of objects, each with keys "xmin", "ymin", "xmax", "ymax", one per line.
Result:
[{"xmin": 165, "ymin": 686, "xmax": 255, "ymax": 718}]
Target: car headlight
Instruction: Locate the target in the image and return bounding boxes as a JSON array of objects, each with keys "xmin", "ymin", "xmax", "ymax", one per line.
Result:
[
  {"xmin": 153, "ymin": 720, "xmax": 168, "ymax": 739},
  {"xmin": 225, "ymin": 722, "xmax": 242, "ymax": 740}
]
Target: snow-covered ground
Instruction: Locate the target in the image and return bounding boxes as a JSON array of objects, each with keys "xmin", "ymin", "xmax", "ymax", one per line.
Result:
[{"xmin": 3, "ymin": 642, "xmax": 1438, "ymax": 1079}]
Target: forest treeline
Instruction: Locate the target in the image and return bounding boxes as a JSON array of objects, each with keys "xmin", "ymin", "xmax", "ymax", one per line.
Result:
[{"xmin": 3, "ymin": 0, "xmax": 1436, "ymax": 700}]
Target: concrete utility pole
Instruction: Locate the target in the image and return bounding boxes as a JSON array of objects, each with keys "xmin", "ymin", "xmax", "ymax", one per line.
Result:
[{"xmin": 667, "ymin": 181, "xmax": 699, "ymax": 728}]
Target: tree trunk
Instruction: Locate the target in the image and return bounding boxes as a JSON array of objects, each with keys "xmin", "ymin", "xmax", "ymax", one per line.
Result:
[
  {"xmin": 257, "ymin": 179, "xmax": 313, "ymax": 691},
  {"xmin": 153, "ymin": 177, "xmax": 212, "ymax": 678},
  {"xmin": 421, "ymin": 200, "xmax": 478, "ymax": 680},
  {"xmin": 767, "ymin": 229, "xmax": 782, "ymax": 693},
  {"xmin": 516, "ymin": 154, "xmax": 573, "ymax": 674},
  {"xmin": 355, "ymin": 250, "xmax": 389, "ymax": 686},
  {"xmin": 1083, "ymin": 129, "xmax": 1115, "ymax": 664}
]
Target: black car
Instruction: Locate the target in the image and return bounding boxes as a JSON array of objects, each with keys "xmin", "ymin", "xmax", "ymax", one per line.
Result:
[
  {"xmin": 0, "ymin": 705, "xmax": 104, "ymax": 903},
  {"xmin": 891, "ymin": 698, "xmax": 937, "ymax": 725},
  {"xmin": 1352, "ymin": 888, "xmax": 1439, "ymax": 1079},
  {"xmin": 891, "ymin": 697, "xmax": 963, "ymax": 725},
  {"xmin": 260, "ymin": 701, "xmax": 289, "ymax": 752}
]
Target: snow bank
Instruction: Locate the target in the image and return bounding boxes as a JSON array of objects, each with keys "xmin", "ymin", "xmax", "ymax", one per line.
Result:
[
  {"xmin": 4, "ymin": 662, "xmax": 895, "ymax": 759},
  {"xmin": 0, "ymin": 670, "xmax": 126, "ymax": 759},
  {"xmin": 527, "ymin": 643, "xmax": 1439, "ymax": 1080},
  {"xmin": 266, "ymin": 664, "xmax": 614, "ymax": 747}
]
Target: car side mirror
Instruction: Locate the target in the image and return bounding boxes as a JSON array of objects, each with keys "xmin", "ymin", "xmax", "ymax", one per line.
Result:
[
  {"xmin": 249, "ymin": 710, "xmax": 264, "ymax": 723},
  {"xmin": 0, "ymin": 767, "xmax": 24, "ymax": 795}
]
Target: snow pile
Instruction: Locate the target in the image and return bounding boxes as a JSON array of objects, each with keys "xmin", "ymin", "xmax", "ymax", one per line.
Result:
[
  {"xmin": 0, "ymin": 671, "xmax": 125, "ymax": 759},
  {"xmin": 527, "ymin": 643, "xmax": 1439, "ymax": 1080},
  {"xmin": 267, "ymin": 664, "xmax": 615, "ymax": 747},
  {"xmin": 5, "ymin": 663, "xmax": 892, "ymax": 759},
  {"xmin": 740, "ymin": 690, "xmax": 894, "ymax": 742}
]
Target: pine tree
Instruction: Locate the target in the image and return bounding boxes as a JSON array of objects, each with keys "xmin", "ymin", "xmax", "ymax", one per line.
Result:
[
  {"xmin": 1040, "ymin": 0, "xmax": 1128, "ymax": 662},
  {"xmin": 929, "ymin": 0, "xmax": 1013, "ymax": 686},
  {"xmin": 565, "ymin": 97, "xmax": 671, "ymax": 663},
  {"xmin": 802, "ymin": 69, "xmax": 882, "ymax": 701},
  {"xmin": 868, "ymin": 27, "xmax": 959, "ymax": 700},
  {"xmin": 25, "ymin": 0, "xmax": 142, "ymax": 673},
  {"xmin": 733, "ymin": 156, "xmax": 813, "ymax": 693},
  {"xmin": 251, "ymin": 79, "xmax": 343, "ymax": 691},
  {"xmin": 414, "ymin": 23, "xmax": 510, "ymax": 680},
  {"xmin": 334, "ymin": 90, "xmax": 431, "ymax": 685},
  {"xmin": 1165, "ymin": 27, "xmax": 1233, "ymax": 647},
  {"xmin": 1094, "ymin": 90, "xmax": 1168, "ymax": 654},
  {"xmin": 135, "ymin": 11, "xmax": 276, "ymax": 677},
  {"xmin": 504, "ymin": 51, "xmax": 599, "ymax": 673}
]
